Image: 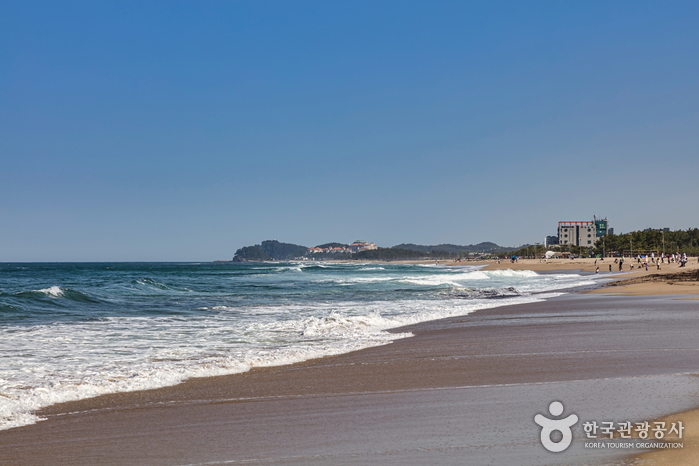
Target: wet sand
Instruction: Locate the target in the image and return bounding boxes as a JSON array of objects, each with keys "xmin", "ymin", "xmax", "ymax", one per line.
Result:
[
  {"xmin": 2, "ymin": 292, "xmax": 699, "ymax": 465},
  {"xmin": 589, "ymin": 267, "xmax": 699, "ymax": 297}
]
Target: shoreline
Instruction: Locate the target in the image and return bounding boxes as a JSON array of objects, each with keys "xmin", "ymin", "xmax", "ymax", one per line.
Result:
[
  {"xmin": 239, "ymin": 255, "xmax": 699, "ymax": 276},
  {"xmin": 2, "ymin": 263, "xmax": 699, "ymax": 464}
]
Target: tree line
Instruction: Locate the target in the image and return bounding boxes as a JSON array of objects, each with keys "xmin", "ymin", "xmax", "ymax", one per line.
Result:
[
  {"xmin": 353, "ymin": 248, "xmax": 458, "ymax": 261},
  {"xmin": 233, "ymin": 240, "xmax": 309, "ymax": 261},
  {"xmin": 506, "ymin": 228, "xmax": 699, "ymax": 259},
  {"xmin": 592, "ymin": 228, "xmax": 699, "ymax": 256}
]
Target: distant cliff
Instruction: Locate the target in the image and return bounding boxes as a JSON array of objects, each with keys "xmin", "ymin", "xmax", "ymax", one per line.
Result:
[{"xmin": 233, "ymin": 240, "xmax": 308, "ymax": 262}]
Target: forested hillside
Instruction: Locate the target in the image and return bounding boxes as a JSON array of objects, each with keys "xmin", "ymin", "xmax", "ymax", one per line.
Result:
[
  {"xmin": 233, "ymin": 240, "xmax": 308, "ymax": 261},
  {"xmin": 354, "ymin": 248, "xmax": 458, "ymax": 261},
  {"xmin": 393, "ymin": 242, "xmax": 518, "ymax": 254}
]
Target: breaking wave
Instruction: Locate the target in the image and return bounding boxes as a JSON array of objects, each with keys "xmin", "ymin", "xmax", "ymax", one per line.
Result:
[{"xmin": 0, "ymin": 262, "xmax": 596, "ymax": 431}]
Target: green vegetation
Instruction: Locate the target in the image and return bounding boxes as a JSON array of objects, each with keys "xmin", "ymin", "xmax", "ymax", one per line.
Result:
[
  {"xmin": 354, "ymin": 248, "xmax": 458, "ymax": 261},
  {"xmin": 229, "ymin": 231, "xmax": 699, "ymax": 262},
  {"xmin": 393, "ymin": 242, "xmax": 518, "ymax": 255},
  {"xmin": 230, "ymin": 239, "xmax": 523, "ymax": 262},
  {"xmin": 545, "ymin": 244, "xmax": 588, "ymax": 257},
  {"xmin": 232, "ymin": 245, "xmax": 270, "ymax": 261},
  {"xmin": 592, "ymin": 228, "xmax": 699, "ymax": 256},
  {"xmin": 505, "ymin": 244, "xmax": 545, "ymax": 259},
  {"xmin": 233, "ymin": 240, "xmax": 308, "ymax": 262},
  {"xmin": 315, "ymin": 242, "xmax": 348, "ymax": 249}
]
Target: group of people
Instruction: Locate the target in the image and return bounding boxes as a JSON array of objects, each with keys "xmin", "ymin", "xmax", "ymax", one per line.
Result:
[{"xmin": 608, "ymin": 252, "xmax": 694, "ymax": 271}]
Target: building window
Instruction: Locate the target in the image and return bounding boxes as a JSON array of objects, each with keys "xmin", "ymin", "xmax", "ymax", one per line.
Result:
[
  {"xmin": 564, "ymin": 234, "xmax": 568, "ymax": 238},
  {"xmin": 588, "ymin": 234, "xmax": 591, "ymax": 237},
  {"xmin": 587, "ymin": 241, "xmax": 591, "ymax": 244}
]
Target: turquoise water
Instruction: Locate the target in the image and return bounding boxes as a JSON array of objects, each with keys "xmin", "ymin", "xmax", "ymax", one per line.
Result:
[{"xmin": 0, "ymin": 262, "xmax": 597, "ymax": 430}]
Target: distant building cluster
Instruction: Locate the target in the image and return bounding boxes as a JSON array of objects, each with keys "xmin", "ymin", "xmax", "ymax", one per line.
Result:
[
  {"xmin": 545, "ymin": 216, "xmax": 612, "ymax": 248},
  {"xmin": 307, "ymin": 241, "xmax": 378, "ymax": 255}
]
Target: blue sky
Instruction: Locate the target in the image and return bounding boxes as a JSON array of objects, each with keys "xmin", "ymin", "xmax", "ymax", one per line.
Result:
[{"xmin": 2, "ymin": 1, "xmax": 698, "ymax": 261}]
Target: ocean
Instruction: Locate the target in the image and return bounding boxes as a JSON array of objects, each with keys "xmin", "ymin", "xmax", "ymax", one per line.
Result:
[{"xmin": 0, "ymin": 261, "xmax": 599, "ymax": 430}]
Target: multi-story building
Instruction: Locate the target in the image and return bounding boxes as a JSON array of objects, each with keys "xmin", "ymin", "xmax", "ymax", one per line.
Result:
[
  {"xmin": 558, "ymin": 221, "xmax": 596, "ymax": 247},
  {"xmin": 593, "ymin": 216, "xmax": 608, "ymax": 237},
  {"xmin": 551, "ymin": 216, "xmax": 610, "ymax": 248},
  {"xmin": 544, "ymin": 235, "xmax": 559, "ymax": 247}
]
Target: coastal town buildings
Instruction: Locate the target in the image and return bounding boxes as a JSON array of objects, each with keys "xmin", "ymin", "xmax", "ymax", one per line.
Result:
[
  {"xmin": 306, "ymin": 241, "xmax": 378, "ymax": 255},
  {"xmin": 348, "ymin": 241, "xmax": 378, "ymax": 252}
]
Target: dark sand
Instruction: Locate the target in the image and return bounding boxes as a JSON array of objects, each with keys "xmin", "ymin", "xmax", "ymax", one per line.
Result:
[{"xmin": 2, "ymin": 293, "xmax": 699, "ymax": 465}]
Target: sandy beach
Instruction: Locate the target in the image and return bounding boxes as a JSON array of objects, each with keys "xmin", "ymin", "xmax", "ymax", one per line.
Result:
[
  {"xmin": 6, "ymin": 1, "xmax": 697, "ymax": 465},
  {"xmin": 2, "ymin": 260, "xmax": 699, "ymax": 465}
]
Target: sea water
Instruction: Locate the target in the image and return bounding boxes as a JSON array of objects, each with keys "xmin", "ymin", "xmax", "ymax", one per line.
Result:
[{"xmin": 0, "ymin": 262, "xmax": 599, "ymax": 430}]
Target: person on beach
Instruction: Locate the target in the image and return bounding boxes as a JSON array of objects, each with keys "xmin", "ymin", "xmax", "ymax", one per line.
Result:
[
  {"xmin": 609, "ymin": 264, "xmax": 612, "ymax": 272},
  {"xmin": 596, "ymin": 267, "xmax": 599, "ymax": 274}
]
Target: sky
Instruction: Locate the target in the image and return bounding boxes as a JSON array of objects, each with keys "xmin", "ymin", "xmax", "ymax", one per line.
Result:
[{"xmin": 2, "ymin": 1, "xmax": 698, "ymax": 261}]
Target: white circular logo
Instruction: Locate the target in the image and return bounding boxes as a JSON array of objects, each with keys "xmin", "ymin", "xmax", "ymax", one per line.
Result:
[{"xmin": 534, "ymin": 401, "xmax": 579, "ymax": 452}]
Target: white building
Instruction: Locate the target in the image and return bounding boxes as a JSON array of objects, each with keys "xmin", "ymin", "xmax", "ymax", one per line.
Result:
[{"xmin": 558, "ymin": 221, "xmax": 595, "ymax": 247}]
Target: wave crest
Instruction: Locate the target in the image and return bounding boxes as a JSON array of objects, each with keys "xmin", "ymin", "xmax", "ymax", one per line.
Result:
[{"xmin": 36, "ymin": 286, "xmax": 64, "ymax": 297}]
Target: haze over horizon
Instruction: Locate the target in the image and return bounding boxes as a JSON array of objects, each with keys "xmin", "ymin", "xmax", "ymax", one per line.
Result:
[{"xmin": 3, "ymin": 2, "xmax": 698, "ymax": 261}]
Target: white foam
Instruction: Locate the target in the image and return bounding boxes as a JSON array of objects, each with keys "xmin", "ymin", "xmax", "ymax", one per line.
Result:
[
  {"xmin": 399, "ymin": 277, "xmax": 464, "ymax": 287},
  {"xmin": 314, "ymin": 277, "xmax": 395, "ymax": 285},
  {"xmin": 484, "ymin": 269, "xmax": 539, "ymax": 277},
  {"xmin": 36, "ymin": 286, "xmax": 64, "ymax": 297},
  {"xmin": 0, "ymin": 266, "xmax": 596, "ymax": 432},
  {"xmin": 0, "ymin": 293, "xmax": 553, "ymax": 431},
  {"xmin": 314, "ymin": 268, "xmax": 596, "ymax": 292}
]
